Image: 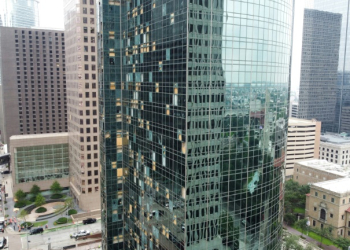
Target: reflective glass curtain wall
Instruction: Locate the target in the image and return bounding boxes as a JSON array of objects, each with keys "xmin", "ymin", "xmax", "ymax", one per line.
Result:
[
  {"xmin": 99, "ymin": 0, "xmax": 293, "ymax": 249},
  {"xmin": 0, "ymin": 0, "xmax": 39, "ymax": 28},
  {"xmin": 314, "ymin": 0, "xmax": 350, "ymax": 133}
]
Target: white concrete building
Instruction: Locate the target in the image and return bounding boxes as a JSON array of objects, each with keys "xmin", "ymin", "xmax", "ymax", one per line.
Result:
[{"xmin": 319, "ymin": 133, "xmax": 350, "ymax": 167}]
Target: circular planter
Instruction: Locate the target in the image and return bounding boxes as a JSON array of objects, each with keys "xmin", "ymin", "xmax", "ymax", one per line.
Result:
[
  {"xmin": 21, "ymin": 222, "xmax": 33, "ymax": 229},
  {"xmin": 50, "ymin": 194, "xmax": 63, "ymax": 199},
  {"xmin": 35, "ymin": 207, "xmax": 47, "ymax": 213},
  {"xmin": 55, "ymin": 217, "xmax": 68, "ymax": 224},
  {"xmin": 68, "ymin": 209, "xmax": 77, "ymax": 215}
]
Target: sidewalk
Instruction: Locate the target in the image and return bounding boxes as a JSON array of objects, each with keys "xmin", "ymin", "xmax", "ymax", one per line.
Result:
[
  {"xmin": 284, "ymin": 223, "xmax": 340, "ymax": 250},
  {"xmin": 29, "ymin": 241, "xmax": 102, "ymax": 250}
]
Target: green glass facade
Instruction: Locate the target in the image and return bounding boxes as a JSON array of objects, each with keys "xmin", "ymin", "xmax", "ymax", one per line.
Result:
[
  {"xmin": 14, "ymin": 144, "xmax": 69, "ymax": 183},
  {"xmin": 99, "ymin": 0, "xmax": 292, "ymax": 249}
]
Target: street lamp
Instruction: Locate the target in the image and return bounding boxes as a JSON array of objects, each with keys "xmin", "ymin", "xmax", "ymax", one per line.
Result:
[{"xmin": 306, "ymin": 217, "xmax": 310, "ymax": 236}]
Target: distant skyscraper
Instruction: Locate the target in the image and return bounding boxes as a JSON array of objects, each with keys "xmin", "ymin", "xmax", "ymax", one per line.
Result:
[
  {"xmin": 0, "ymin": 0, "xmax": 39, "ymax": 28},
  {"xmin": 99, "ymin": 1, "xmax": 293, "ymax": 250},
  {"xmin": 290, "ymin": 102, "xmax": 299, "ymax": 118},
  {"xmin": 64, "ymin": 0, "xmax": 100, "ymax": 210},
  {"xmin": 314, "ymin": 0, "xmax": 350, "ymax": 133},
  {"xmin": 297, "ymin": 9, "xmax": 341, "ymax": 132},
  {"xmin": 0, "ymin": 27, "xmax": 67, "ymax": 147}
]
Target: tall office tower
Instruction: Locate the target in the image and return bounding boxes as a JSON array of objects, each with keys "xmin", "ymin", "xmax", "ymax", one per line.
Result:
[
  {"xmin": 0, "ymin": 27, "xmax": 67, "ymax": 147},
  {"xmin": 64, "ymin": 0, "xmax": 100, "ymax": 210},
  {"xmin": 99, "ymin": 0, "xmax": 293, "ymax": 249},
  {"xmin": 0, "ymin": 0, "xmax": 39, "ymax": 28},
  {"xmin": 314, "ymin": 0, "xmax": 350, "ymax": 133},
  {"xmin": 297, "ymin": 9, "xmax": 341, "ymax": 132}
]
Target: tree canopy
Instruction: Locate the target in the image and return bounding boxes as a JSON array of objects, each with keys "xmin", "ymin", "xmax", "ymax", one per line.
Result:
[
  {"xmin": 284, "ymin": 180, "xmax": 310, "ymax": 213},
  {"xmin": 50, "ymin": 181, "xmax": 63, "ymax": 194},
  {"xmin": 35, "ymin": 194, "xmax": 46, "ymax": 207},
  {"xmin": 333, "ymin": 237, "xmax": 350, "ymax": 250},
  {"xmin": 295, "ymin": 219, "xmax": 308, "ymax": 237},
  {"xmin": 18, "ymin": 209, "xmax": 28, "ymax": 222},
  {"xmin": 15, "ymin": 189, "xmax": 26, "ymax": 201},
  {"xmin": 30, "ymin": 184, "xmax": 40, "ymax": 197}
]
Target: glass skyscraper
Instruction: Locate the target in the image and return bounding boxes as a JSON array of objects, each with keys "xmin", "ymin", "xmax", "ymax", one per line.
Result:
[
  {"xmin": 0, "ymin": 0, "xmax": 39, "ymax": 28},
  {"xmin": 297, "ymin": 9, "xmax": 342, "ymax": 132},
  {"xmin": 313, "ymin": 0, "xmax": 350, "ymax": 133},
  {"xmin": 99, "ymin": 0, "xmax": 293, "ymax": 249}
]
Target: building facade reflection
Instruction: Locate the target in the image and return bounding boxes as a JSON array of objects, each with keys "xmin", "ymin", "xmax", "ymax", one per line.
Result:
[{"xmin": 99, "ymin": 0, "xmax": 293, "ymax": 249}]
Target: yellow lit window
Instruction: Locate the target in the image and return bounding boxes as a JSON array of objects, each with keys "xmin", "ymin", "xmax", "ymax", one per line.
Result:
[{"xmin": 110, "ymin": 82, "xmax": 116, "ymax": 90}]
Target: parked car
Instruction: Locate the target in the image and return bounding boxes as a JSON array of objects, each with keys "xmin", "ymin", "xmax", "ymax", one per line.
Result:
[
  {"xmin": 82, "ymin": 218, "xmax": 96, "ymax": 225},
  {"xmin": 0, "ymin": 225, "xmax": 4, "ymax": 233},
  {"xmin": 29, "ymin": 227, "xmax": 43, "ymax": 235},
  {"xmin": 0, "ymin": 171, "xmax": 9, "ymax": 175},
  {"xmin": 0, "ymin": 237, "xmax": 6, "ymax": 249},
  {"xmin": 70, "ymin": 230, "xmax": 90, "ymax": 239}
]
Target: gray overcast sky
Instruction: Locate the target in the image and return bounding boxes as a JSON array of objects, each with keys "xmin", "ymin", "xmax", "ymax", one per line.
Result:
[{"xmin": 38, "ymin": 0, "xmax": 64, "ymax": 29}]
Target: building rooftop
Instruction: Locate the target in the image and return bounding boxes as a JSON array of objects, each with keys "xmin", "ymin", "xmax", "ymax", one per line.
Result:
[
  {"xmin": 312, "ymin": 178, "xmax": 350, "ymax": 194},
  {"xmin": 297, "ymin": 159, "xmax": 350, "ymax": 177},
  {"xmin": 320, "ymin": 133, "xmax": 350, "ymax": 145},
  {"xmin": 288, "ymin": 117, "xmax": 318, "ymax": 125},
  {"xmin": 10, "ymin": 132, "xmax": 69, "ymax": 140}
]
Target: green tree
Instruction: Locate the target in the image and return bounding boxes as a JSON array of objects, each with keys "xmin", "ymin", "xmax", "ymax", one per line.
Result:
[
  {"xmin": 65, "ymin": 197, "xmax": 74, "ymax": 211},
  {"xmin": 283, "ymin": 213, "xmax": 296, "ymax": 226},
  {"xmin": 55, "ymin": 197, "xmax": 74, "ymax": 218},
  {"xmin": 30, "ymin": 184, "xmax": 40, "ymax": 197},
  {"xmin": 314, "ymin": 226, "xmax": 333, "ymax": 247},
  {"xmin": 35, "ymin": 194, "xmax": 46, "ymax": 207},
  {"xmin": 18, "ymin": 209, "xmax": 28, "ymax": 223},
  {"xmin": 15, "ymin": 189, "xmax": 26, "ymax": 201},
  {"xmin": 50, "ymin": 181, "xmax": 62, "ymax": 194},
  {"xmin": 333, "ymin": 237, "xmax": 350, "ymax": 250},
  {"xmin": 65, "ymin": 197, "xmax": 74, "ymax": 219},
  {"xmin": 284, "ymin": 180, "xmax": 310, "ymax": 214},
  {"xmin": 295, "ymin": 219, "xmax": 308, "ymax": 237},
  {"xmin": 305, "ymin": 242, "xmax": 317, "ymax": 250},
  {"xmin": 284, "ymin": 234, "xmax": 302, "ymax": 250}
]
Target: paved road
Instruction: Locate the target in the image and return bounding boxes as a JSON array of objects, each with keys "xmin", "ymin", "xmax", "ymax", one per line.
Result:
[{"xmin": 21, "ymin": 221, "xmax": 101, "ymax": 249}]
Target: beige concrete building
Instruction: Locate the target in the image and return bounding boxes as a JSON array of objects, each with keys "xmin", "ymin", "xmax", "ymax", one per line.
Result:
[
  {"xmin": 286, "ymin": 118, "xmax": 321, "ymax": 179},
  {"xmin": 294, "ymin": 159, "xmax": 350, "ymax": 185},
  {"xmin": 64, "ymin": 0, "xmax": 100, "ymax": 210},
  {"xmin": 319, "ymin": 133, "xmax": 350, "ymax": 167},
  {"xmin": 305, "ymin": 178, "xmax": 350, "ymax": 239},
  {"xmin": 10, "ymin": 133, "xmax": 69, "ymax": 194}
]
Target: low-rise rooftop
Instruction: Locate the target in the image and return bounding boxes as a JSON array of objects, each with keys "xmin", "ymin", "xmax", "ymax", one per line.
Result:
[
  {"xmin": 320, "ymin": 133, "xmax": 350, "ymax": 145},
  {"xmin": 10, "ymin": 132, "xmax": 68, "ymax": 140},
  {"xmin": 288, "ymin": 117, "xmax": 318, "ymax": 125},
  {"xmin": 296, "ymin": 159, "xmax": 350, "ymax": 177},
  {"xmin": 312, "ymin": 178, "xmax": 350, "ymax": 194}
]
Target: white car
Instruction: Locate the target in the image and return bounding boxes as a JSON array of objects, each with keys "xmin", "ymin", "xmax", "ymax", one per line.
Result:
[
  {"xmin": 70, "ymin": 230, "xmax": 90, "ymax": 239},
  {"xmin": 0, "ymin": 237, "xmax": 7, "ymax": 249}
]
